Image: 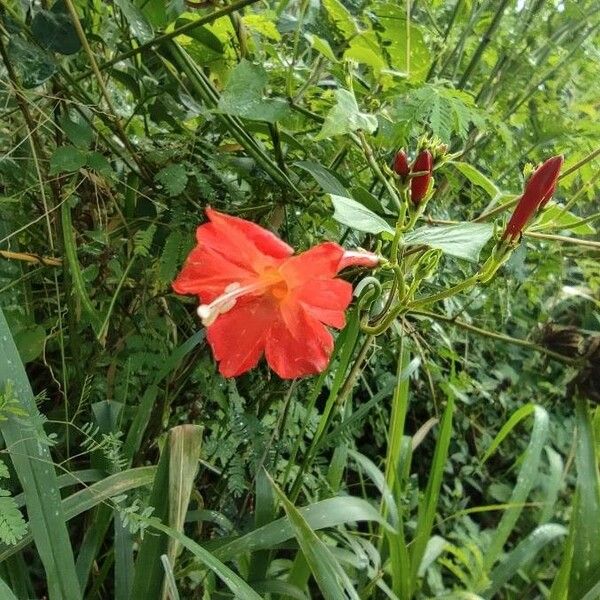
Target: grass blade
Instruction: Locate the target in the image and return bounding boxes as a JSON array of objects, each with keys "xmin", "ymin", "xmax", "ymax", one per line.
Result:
[
  {"xmin": 268, "ymin": 472, "xmax": 361, "ymax": 600},
  {"xmin": 486, "ymin": 523, "xmax": 567, "ymax": 597},
  {"xmin": 483, "ymin": 406, "xmax": 549, "ymax": 570},
  {"xmin": 0, "ymin": 308, "xmax": 81, "ymax": 600},
  {"xmin": 149, "ymin": 521, "xmax": 263, "ymax": 600},
  {"xmin": 410, "ymin": 393, "xmax": 455, "ymax": 589}
]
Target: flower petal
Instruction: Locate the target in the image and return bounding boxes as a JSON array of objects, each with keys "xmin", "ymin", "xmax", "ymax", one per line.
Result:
[
  {"xmin": 279, "ymin": 242, "xmax": 344, "ymax": 288},
  {"xmin": 206, "ymin": 296, "xmax": 277, "ymax": 377},
  {"xmin": 265, "ymin": 304, "xmax": 334, "ymax": 379},
  {"xmin": 293, "ymin": 279, "xmax": 352, "ymax": 329},
  {"xmin": 172, "ymin": 246, "xmax": 257, "ymax": 303},
  {"xmin": 202, "ymin": 208, "xmax": 293, "ymax": 269}
]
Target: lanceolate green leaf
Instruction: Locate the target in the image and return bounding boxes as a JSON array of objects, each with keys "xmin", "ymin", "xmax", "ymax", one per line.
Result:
[
  {"xmin": 0, "ymin": 309, "xmax": 81, "ymax": 600},
  {"xmin": 268, "ymin": 473, "xmax": 362, "ymax": 600},
  {"xmin": 212, "ymin": 495, "xmax": 391, "ymax": 560},
  {"xmin": 404, "ymin": 222, "xmax": 494, "ymax": 262},
  {"xmin": 149, "ymin": 521, "xmax": 264, "ymax": 600},
  {"xmin": 0, "ymin": 467, "xmax": 156, "ymax": 562},
  {"xmin": 330, "ymin": 194, "xmax": 395, "ymax": 235},
  {"xmin": 483, "ymin": 406, "xmax": 550, "ymax": 570}
]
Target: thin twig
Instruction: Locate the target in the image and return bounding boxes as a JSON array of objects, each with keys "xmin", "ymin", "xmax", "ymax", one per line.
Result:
[{"xmin": 408, "ymin": 309, "xmax": 580, "ymax": 365}]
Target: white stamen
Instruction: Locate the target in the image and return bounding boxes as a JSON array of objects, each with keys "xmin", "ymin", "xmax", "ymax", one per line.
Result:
[{"xmin": 197, "ymin": 281, "xmax": 263, "ymax": 326}]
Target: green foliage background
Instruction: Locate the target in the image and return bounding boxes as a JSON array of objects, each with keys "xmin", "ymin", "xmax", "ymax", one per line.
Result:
[{"xmin": 0, "ymin": 0, "xmax": 599, "ymax": 598}]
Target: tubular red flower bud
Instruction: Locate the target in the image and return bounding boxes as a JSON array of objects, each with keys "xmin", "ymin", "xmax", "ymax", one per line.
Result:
[
  {"xmin": 410, "ymin": 150, "xmax": 433, "ymax": 204},
  {"xmin": 393, "ymin": 150, "xmax": 410, "ymax": 178},
  {"xmin": 502, "ymin": 155, "xmax": 563, "ymax": 241}
]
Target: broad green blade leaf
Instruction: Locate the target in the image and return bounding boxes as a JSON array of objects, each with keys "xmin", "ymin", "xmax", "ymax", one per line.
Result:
[
  {"xmin": 0, "ymin": 309, "xmax": 81, "ymax": 600},
  {"xmin": 0, "ymin": 575, "xmax": 18, "ymax": 600},
  {"xmin": 330, "ymin": 194, "xmax": 395, "ymax": 235},
  {"xmin": 410, "ymin": 395, "xmax": 455, "ymax": 587},
  {"xmin": 348, "ymin": 449, "xmax": 398, "ymax": 528},
  {"xmin": 451, "ymin": 161, "xmax": 500, "ymax": 198},
  {"xmin": 0, "ymin": 467, "xmax": 156, "ymax": 562},
  {"xmin": 131, "ymin": 425, "xmax": 202, "ymax": 598},
  {"xmin": 487, "ymin": 524, "xmax": 567, "ymax": 597},
  {"xmin": 481, "ymin": 404, "xmax": 537, "ymax": 464},
  {"xmin": 568, "ymin": 399, "xmax": 600, "ymax": 598},
  {"xmin": 166, "ymin": 425, "xmax": 203, "ymax": 566},
  {"xmin": 149, "ymin": 521, "xmax": 263, "ymax": 600},
  {"xmin": 213, "ymin": 495, "xmax": 391, "ymax": 560},
  {"xmin": 317, "ymin": 89, "xmax": 378, "ymax": 140},
  {"xmin": 483, "ymin": 406, "xmax": 550, "ymax": 570},
  {"xmin": 268, "ymin": 473, "xmax": 361, "ymax": 600},
  {"xmin": 295, "ymin": 161, "xmax": 349, "ymax": 197},
  {"xmin": 404, "ymin": 223, "xmax": 494, "ymax": 262}
]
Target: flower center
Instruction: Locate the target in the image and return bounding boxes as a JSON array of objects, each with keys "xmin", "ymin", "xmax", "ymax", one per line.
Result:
[{"xmin": 196, "ymin": 268, "xmax": 289, "ymax": 327}]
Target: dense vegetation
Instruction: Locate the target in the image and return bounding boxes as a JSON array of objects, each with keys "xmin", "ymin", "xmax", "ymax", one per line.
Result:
[{"xmin": 1, "ymin": 0, "xmax": 600, "ymax": 598}]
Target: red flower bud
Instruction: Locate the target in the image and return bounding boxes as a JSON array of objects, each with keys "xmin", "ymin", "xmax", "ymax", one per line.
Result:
[
  {"xmin": 393, "ymin": 150, "xmax": 410, "ymax": 178},
  {"xmin": 410, "ymin": 150, "xmax": 433, "ymax": 204},
  {"xmin": 502, "ymin": 155, "xmax": 563, "ymax": 241}
]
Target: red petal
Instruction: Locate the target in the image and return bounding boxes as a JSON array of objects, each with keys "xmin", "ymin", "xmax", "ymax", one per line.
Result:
[
  {"xmin": 265, "ymin": 305, "xmax": 334, "ymax": 379},
  {"xmin": 172, "ymin": 246, "xmax": 257, "ymax": 302},
  {"xmin": 204, "ymin": 208, "xmax": 293, "ymax": 263},
  {"xmin": 206, "ymin": 296, "xmax": 277, "ymax": 377},
  {"xmin": 293, "ymin": 279, "xmax": 352, "ymax": 329},
  {"xmin": 279, "ymin": 242, "xmax": 344, "ymax": 288}
]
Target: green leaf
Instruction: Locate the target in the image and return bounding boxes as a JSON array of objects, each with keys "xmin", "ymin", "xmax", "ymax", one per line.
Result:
[
  {"xmin": 218, "ymin": 59, "xmax": 289, "ymax": 123},
  {"xmin": 404, "ymin": 222, "xmax": 494, "ymax": 262},
  {"xmin": 7, "ymin": 37, "xmax": 55, "ymax": 89},
  {"xmin": 268, "ymin": 473, "xmax": 362, "ymax": 600},
  {"xmin": 304, "ymin": 33, "xmax": 338, "ymax": 62},
  {"xmin": 114, "ymin": 0, "xmax": 153, "ymax": 43},
  {"xmin": 487, "ymin": 524, "xmax": 567, "ymax": 597},
  {"xmin": 483, "ymin": 406, "xmax": 550, "ymax": 570},
  {"xmin": 60, "ymin": 114, "xmax": 93, "ymax": 149},
  {"xmin": 329, "ymin": 194, "xmax": 394, "ymax": 235},
  {"xmin": 86, "ymin": 152, "xmax": 112, "ymax": 175},
  {"xmin": 295, "ymin": 161, "xmax": 349, "ymax": 197},
  {"xmin": 375, "ymin": 3, "xmax": 431, "ymax": 82},
  {"xmin": 344, "ymin": 32, "xmax": 386, "ymax": 73},
  {"xmin": 213, "ymin": 495, "xmax": 391, "ymax": 559},
  {"xmin": 149, "ymin": 521, "xmax": 264, "ymax": 600},
  {"xmin": 534, "ymin": 202, "xmax": 596, "ymax": 235},
  {"xmin": 12, "ymin": 326, "xmax": 45, "ymax": 364},
  {"xmin": 567, "ymin": 400, "xmax": 600, "ymax": 598},
  {"xmin": 31, "ymin": 0, "xmax": 81, "ymax": 55},
  {"xmin": 242, "ymin": 13, "xmax": 281, "ymax": 41},
  {"xmin": 0, "ymin": 467, "xmax": 157, "ymax": 562},
  {"xmin": 481, "ymin": 404, "xmax": 536, "ymax": 464},
  {"xmin": 317, "ymin": 89, "xmax": 378, "ymax": 140},
  {"xmin": 156, "ymin": 164, "xmax": 188, "ymax": 197},
  {"xmin": 452, "ymin": 161, "xmax": 501, "ymax": 199},
  {"xmin": 322, "ymin": 0, "xmax": 359, "ymax": 37},
  {"xmin": 0, "ymin": 309, "xmax": 81, "ymax": 600},
  {"xmin": 49, "ymin": 145, "xmax": 87, "ymax": 174}
]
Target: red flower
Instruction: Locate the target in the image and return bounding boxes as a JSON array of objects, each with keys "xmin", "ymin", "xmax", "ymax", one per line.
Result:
[
  {"xmin": 410, "ymin": 150, "xmax": 433, "ymax": 204},
  {"xmin": 173, "ymin": 209, "xmax": 379, "ymax": 379},
  {"xmin": 393, "ymin": 150, "xmax": 410, "ymax": 178},
  {"xmin": 502, "ymin": 155, "xmax": 563, "ymax": 241}
]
